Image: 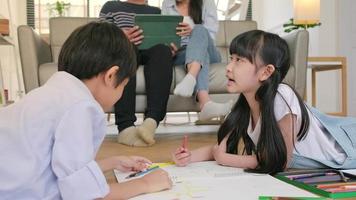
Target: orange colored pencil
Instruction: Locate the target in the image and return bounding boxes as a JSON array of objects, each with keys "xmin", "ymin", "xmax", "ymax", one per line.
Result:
[
  {"xmin": 325, "ymin": 187, "xmax": 356, "ymax": 193},
  {"xmin": 317, "ymin": 182, "xmax": 356, "ymax": 189}
]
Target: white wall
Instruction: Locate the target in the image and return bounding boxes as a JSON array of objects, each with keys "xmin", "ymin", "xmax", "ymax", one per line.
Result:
[
  {"xmin": 311, "ymin": 0, "xmax": 340, "ymax": 113},
  {"xmin": 0, "ymin": 0, "xmax": 26, "ymax": 101},
  {"xmin": 252, "ymin": 0, "xmax": 293, "ymax": 34},
  {"xmin": 337, "ymin": 0, "xmax": 356, "ymax": 116},
  {"xmin": 252, "ymin": 0, "xmax": 351, "ymax": 115}
]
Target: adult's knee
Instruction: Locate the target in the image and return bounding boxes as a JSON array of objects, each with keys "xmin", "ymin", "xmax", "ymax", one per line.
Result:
[
  {"xmin": 191, "ymin": 25, "xmax": 209, "ymax": 37},
  {"xmin": 149, "ymin": 44, "xmax": 172, "ymax": 57}
]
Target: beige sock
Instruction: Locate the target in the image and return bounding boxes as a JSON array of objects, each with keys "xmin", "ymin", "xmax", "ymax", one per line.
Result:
[
  {"xmin": 117, "ymin": 126, "xmax": 149, "ymax": 147},
  {"xmin": 137, "ymin": 118, "xmax": 157, "ymax": 145}
]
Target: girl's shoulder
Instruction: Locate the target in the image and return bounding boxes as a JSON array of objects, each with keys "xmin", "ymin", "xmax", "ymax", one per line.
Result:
[
  {"xmin": 274, "ymin": 83, "xmax": 302, "ymax": 121},
  {"xmin": 276, "ymin": 83, "xmax": 299, "ymax": 102}
]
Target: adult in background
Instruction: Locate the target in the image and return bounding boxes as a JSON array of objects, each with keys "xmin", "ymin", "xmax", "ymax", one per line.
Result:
[
  {"xmin": 162, "ymin": 0, "xmax": 233, "ymax": 121},
  {"xmin": 100, "ymin": 0, "xmax": 175, "ymax": 146}
]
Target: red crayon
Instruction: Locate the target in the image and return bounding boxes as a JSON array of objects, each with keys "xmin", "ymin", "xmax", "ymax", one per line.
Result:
[{"xmin": 182, "ymin": 135, "xmax": 188, "ymax": 149}]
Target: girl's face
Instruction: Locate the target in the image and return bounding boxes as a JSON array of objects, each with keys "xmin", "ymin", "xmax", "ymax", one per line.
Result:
[{"xmin": 226, "ymin": 54, "xmax": 263, "ymax": 94}]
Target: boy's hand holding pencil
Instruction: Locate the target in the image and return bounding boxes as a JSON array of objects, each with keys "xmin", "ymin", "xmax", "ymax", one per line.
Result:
[
  {"xmin": 113, "ymin": 156, "xmax": 152, "ymax": 172},
  {"xmin": 125, "ymin": 165, "xmax": 173, "ymax": 193},
  {"xmin": 172, "ymin": 135, "xmax": 191, "ymax": 167},
  {"xmin": 123, "ymin": 161, "xmax": 173, "ymax": 192}
]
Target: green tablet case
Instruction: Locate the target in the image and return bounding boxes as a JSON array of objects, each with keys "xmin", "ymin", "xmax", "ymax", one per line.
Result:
[{"xmin": 135, "ymin": 14, "xmax": 183, "ymax": 50}]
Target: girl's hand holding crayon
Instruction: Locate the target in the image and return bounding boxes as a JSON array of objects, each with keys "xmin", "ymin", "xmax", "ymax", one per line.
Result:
[
  {"xmin": 140, "ymin": 169, "xmax": 173, "ymax": 192},
  {"xmin": 172, "ymin": 146, "xmax": 192, "ymax": 166},
  {"xmin": 172, "ymin": 135, "xmax": 191, "ymax": 166}
]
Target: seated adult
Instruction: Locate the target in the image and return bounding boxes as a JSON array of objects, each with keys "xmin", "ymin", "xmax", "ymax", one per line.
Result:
[
  {"xmin": 162, "ymin": 0, "xmax": 233, "ymax": 120},
  {"xmin": 100, "ymin": 0, "xmax": 174, "ymax": 146}
]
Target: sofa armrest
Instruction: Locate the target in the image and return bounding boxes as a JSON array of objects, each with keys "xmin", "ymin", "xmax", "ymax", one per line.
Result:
[
  {"xmin": 283, "ymin": 30, "xmax": 309, "ymax": 97},
  {"xmin": 18, "ymin": 25, "xmax": 52, "ymax": 93}
]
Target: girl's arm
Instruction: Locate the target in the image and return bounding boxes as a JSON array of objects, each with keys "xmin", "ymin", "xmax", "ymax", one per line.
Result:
[
  {"xmin": 102, "ymin": 169, "xmax": 172, "ymax": 200},
  {"xmin": 212, "ymin": 114, "xmax": 297, "ymax": 170},
  {"xmin": 172, "ymin": 145, "xmax": 214, "ymax": 166},
  {"xmin": 190, "ymin": 145, "xmax": 215, "ymax": 162},
  {"xmin": 214, "ymin": 152, "xmax": 258, "ymax": 169},
  {"xmin": 212, "ymin": 136, "xmax": 258, "ymax": 169},
  {"xmin": 277, "ymin": 113, "xmax": 298, "ymax": 168}
]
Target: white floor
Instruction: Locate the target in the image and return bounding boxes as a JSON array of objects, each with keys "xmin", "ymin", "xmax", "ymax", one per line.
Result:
[{"xmin": 106, "ymin": 112, "xmax": 220, "ymax": 136}]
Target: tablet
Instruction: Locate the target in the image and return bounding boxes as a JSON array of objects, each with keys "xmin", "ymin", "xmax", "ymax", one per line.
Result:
[{"xmin": 135, "ymin": 14, "xmax": 183, "ymax": 50}]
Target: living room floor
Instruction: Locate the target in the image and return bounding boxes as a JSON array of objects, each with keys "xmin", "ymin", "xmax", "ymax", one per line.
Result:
[
  {"xmin": 105, "ymin": 112, "xmax": 220, "ymax": 136},
  {"xmin": 97, "ymin": 112, "xmax": 218, "ymax": 183}
]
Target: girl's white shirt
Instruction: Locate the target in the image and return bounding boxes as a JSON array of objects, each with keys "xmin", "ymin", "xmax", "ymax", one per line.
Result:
[{"xmin": 247, "ymin": 84, "xmax": 346, "ymax": 165}]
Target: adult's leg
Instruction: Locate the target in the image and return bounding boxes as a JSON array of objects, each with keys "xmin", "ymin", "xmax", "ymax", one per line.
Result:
[
  {"xmin": 174, "ymin": 25, "xmax": 212, "ymax": 98},
  {"xmin": 115, "ymin": 74, "xmax": 137, "ymax": 132},
  {"xmin": 175, "ymin": 25, "xmax": 232, "ymax": 120},
  {"xmin": 138, "ymin": 44, "xmax": 173, "ymax": 144},
  {"xmin": 142, "ymin": 44, "xmax": 173, "ymax": 123},
  {"xmin": 115, "ymin": 50, "xmax": 148, "ymax": 146}
]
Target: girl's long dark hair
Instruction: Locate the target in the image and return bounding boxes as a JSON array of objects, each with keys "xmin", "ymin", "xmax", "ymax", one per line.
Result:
[
  {"xmin": 217, "ymin": 30, "xmax": 310, "ymax": 175},
  {"xmin": 177, "ymin": 0, "xmax": 203, "ymax": 24}
]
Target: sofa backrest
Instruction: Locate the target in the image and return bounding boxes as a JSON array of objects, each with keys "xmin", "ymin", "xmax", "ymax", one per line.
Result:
[
  {"xmin": 215, "ymin": 21, "xmax": 257, "ymax": 62},
  {"xmin": 49, "ymin": 17, "xmax": 257, "ymax": 63},
  {"xmin": 19, "ymin": 17, "xmax": 307, "ymax": 97},
  {"xmin": 50, "ymin": 17, "xmax": 98, "ymax": 62}
]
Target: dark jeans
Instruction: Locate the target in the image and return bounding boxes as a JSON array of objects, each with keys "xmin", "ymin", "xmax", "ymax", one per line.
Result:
[{"xmin": 115, "ymin": 44, "xmax": 173, "ymax": 132}]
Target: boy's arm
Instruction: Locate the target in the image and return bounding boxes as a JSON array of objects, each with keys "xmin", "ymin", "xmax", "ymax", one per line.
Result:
[
  {"xmin": 97, "ymin": 156, "xmax": 151, "ymax": 173},
  {"xmin": 52, "ymin": 103, "xmax": 110, "ymax": 199},
  {"xmin": 97, "ymin": 157, "xmax": 116, "ymax": 172},
  {"xmin": 102, "ymin": 169, "xmax": 172, "ymax": 200},
  {"xmin": 102, "ymin": 179, "xmax": 148, "ymax": 200}
]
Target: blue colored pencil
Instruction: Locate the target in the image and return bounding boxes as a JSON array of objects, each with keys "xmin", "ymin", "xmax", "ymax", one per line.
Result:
[{"xmin": 125, "ymin": 165, "xmax": 160, "ymax": 179}]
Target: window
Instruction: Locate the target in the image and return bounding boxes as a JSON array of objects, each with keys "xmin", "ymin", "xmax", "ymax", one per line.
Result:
[
  {"xmin": 33, "ymin": 0, "xmax": 108, "ymax": 34},
  {"xmin": 31, "ymin": 0, "xmax": 249, "ymax": 34}
]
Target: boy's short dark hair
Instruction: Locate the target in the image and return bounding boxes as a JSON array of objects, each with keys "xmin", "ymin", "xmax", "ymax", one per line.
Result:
[{"xmin": 58, "ymin": 22, "xmax": 136, "ymax": 86}]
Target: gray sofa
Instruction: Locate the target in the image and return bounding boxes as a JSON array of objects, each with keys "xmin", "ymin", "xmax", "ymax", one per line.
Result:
[{"xmin": 18, "ymin": 17, "xmax": 308, "ymax": 113}]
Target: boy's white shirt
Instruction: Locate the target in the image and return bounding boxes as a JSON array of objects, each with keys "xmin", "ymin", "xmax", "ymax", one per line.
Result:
[
  {"xmin": 247, "ymin": 84, "xmax": 346, "ymax": 165},
  {"xmin": 0, "ymin": 72, "xmax": 109, "ymax": 199}
]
